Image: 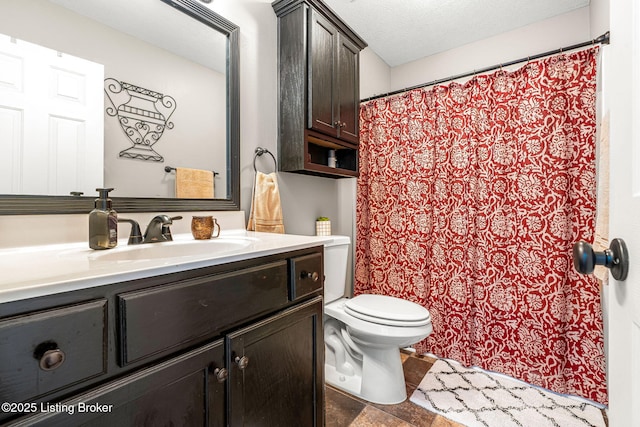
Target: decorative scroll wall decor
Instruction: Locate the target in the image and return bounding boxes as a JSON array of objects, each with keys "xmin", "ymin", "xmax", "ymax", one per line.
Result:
[{"xmin": 104, "ymin": 78, "xmax": 176, "ymax": 162}]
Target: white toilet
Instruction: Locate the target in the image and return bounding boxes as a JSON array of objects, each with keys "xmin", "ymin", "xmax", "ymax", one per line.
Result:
[{"xmin": 323, "ymin": 236, "xmax": 433, "ymax": 405}]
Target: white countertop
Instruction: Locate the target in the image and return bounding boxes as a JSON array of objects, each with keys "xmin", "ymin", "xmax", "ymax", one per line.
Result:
[{"xmin": 0, "ymin": 230, "xmax": 335, "ymax": 304}]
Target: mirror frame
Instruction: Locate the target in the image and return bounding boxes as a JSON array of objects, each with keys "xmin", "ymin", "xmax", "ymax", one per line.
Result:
[{"xmin": 0, "ymin": 0, "xmax": 240, "ymax": 215}]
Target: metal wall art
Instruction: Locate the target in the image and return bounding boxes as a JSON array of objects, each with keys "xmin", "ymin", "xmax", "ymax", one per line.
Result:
[{"xmin": 105, "ymin": 78, "xmax": 177, "ymax": 162}]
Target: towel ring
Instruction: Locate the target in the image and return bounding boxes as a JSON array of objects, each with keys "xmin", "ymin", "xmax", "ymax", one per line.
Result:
[{"xmin": 253, "ymin": 147, "xmax": 277, "ymax": 173}]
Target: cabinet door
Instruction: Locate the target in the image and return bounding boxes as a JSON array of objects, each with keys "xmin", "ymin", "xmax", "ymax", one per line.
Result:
[
  {"xmin": 309, "ymin": 10, "xmax": 338, "ymax": 137},
  {"xmin": 13, "ymin": 340, "xmax": 226, "ymax": 427},
  {"xmin": 227, "ymin": 297, "xmax": 324, "ymax": 427},
  {"xmin": 336, "ymin": 34, "xmax": 360, "ymax": 144}
]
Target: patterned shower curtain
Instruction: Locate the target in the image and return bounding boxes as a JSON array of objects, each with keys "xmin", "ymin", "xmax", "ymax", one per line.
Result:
[{"xmin": 355, "ymin": 47, "xmax": 606, "ymax": 404}]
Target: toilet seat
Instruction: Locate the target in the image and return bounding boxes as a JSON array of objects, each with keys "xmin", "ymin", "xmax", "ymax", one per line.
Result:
[{"xmin": 344, "ymin": 295, "xmax": 431, "ymax": 327}]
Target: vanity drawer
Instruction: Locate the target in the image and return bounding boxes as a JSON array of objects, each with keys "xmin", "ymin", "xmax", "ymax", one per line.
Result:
[
  {"xmin": 289, "ymin": 252, "xmax": 323, "ymax": 301},
  {"xmin": 0, "ymin": 299, "xmax": 107, "ymax": 403},
  {"xmin": 118, "ymin": 260, "xmax": 289, "ymax": 365}
]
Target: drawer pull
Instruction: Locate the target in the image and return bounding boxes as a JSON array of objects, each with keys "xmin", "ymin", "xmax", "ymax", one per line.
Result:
[
  {"xmin": 213, "ymin": 367, "xmax": 228, "ymax": 383},
  {"xmin": 301, "ymin": 271, "xmax": 319, "ymax": 282},
  {"xmin": 39, "ymin": 349, "xmax": 66, "ymax": 371},
  {"xmin": 235, "ymin": 355, "xmax": 249, "ymax": 370}
]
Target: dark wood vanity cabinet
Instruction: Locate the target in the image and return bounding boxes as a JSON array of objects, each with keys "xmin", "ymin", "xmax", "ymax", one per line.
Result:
[
  {"xmin": 0, "ymin": 247, "xmax": 324, "ymax": 426},
  {"xmin": 273, "ymin": 0, "xmax": 367, "ymax": 178}
]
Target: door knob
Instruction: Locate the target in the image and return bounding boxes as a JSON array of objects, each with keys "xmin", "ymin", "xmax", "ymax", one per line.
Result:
[{"xmin": 572, "ymin": 238, "xmax": 629, "ymax": 281}]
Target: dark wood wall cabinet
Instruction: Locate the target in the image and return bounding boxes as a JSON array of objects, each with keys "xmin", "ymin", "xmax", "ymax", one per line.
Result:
[
  {"xmin": 273, "ymin": 0, "xmax": 367, "ymax": 178},
  {"xmin": 0, "ymin": 247, "xmax": 324, "ymax": 426}
]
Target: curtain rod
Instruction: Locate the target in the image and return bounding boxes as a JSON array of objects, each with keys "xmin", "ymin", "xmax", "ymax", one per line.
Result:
[{"xmin": 360, "ymin": 31, "xmax": 610, "ymax": 103}]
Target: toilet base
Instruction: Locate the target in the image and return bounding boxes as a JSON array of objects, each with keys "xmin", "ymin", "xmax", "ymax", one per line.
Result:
[
  {"xmin": 325, "ymin": 345, "xmax": 407, "ymax": 405},
  {"xmin": 325, "ymin": 364, "xmax": 362, "ymax": 397}
]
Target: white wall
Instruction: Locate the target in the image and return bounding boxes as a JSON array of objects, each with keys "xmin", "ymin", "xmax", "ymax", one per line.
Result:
[
  {"xmin": 590, "ymin": 0, "xmax": 610, "ymax": 39},
  {"xmin": 360, "ymin": 48, "xmax": 392, "ymax": 99}
]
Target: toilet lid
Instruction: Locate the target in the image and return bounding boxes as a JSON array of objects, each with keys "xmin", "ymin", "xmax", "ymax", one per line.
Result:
[{"xmin": 344, "ymin": 295, "xmax": 431, "ymax": 327}]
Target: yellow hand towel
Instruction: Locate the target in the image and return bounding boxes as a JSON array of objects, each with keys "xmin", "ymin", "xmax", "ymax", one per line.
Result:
[
  {"xmin": 247, "ymin": 171, "xmax": 285, "ymax": 233},
  {"xmin": 175, "ymin": 167, "xmax": 214, "ymax": 199}
]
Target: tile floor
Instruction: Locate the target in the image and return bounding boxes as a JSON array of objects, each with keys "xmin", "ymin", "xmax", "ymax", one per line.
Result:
[
  {"xmin": 325, "ymin": 351, "xmax": 465, "ymax": 427},
  {"xmin": 325, "ymin": 351, "xmax": 609, "ymax": 427}
]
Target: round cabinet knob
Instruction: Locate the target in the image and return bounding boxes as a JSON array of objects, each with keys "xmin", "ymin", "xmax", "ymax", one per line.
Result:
[
  {"xmin": 301, "ymin": 271, "xmax": 319, "ymax": 282},
  {"xmin": 39, "ymin": 349, "xmax": 65, "ymax": 371},
  {"xmin": 213, "ymin": 367, "xmax": 228, "ymax": 383},
  {"xmin": 235, "ymin": 355, "xmax": 249, "ymax": 370}
]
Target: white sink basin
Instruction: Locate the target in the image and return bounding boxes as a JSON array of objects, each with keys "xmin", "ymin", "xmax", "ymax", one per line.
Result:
[{"xmin": 87, "ymin": 237, "xmax": 254, "ymax": 262}]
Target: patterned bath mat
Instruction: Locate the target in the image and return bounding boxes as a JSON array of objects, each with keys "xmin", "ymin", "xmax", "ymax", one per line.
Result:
[{"xmin": 409, "ymin": 359, "xmax": 606, "ymax": 427}]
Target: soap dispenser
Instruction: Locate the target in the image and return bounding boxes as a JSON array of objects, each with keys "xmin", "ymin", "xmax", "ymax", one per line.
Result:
[{"xmin": 89, "ymin": 188, "xmax": 118, "ymax": 250}]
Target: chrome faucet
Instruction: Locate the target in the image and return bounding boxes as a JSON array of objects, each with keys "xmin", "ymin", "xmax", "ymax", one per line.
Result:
[
  {"xmin": 143, "ymin": 215, "xmax": 183, "ymax": 243},
  {"xmin": 118, "ymin": 215, "xmax": 183, "ymax": 244}
]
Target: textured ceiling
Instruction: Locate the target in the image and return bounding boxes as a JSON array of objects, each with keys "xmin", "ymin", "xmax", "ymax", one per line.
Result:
[{"xmin": 323, "ymin": 0, "xmax": 591, "ymax": 67}]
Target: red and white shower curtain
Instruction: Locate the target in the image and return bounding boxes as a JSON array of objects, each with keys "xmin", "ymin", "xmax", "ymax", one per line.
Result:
[{"xmin": 355, "ymin": 47, "xmax": 606, "ymax": 403}]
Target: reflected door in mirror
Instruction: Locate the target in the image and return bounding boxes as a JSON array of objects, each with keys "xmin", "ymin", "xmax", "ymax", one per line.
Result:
[{"xmin": 0, "ymin": 35, "xmax": 104, "ymax": 196}]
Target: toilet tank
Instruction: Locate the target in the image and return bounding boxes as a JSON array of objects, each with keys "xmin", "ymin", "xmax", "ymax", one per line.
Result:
[{"xmin": 323, "ymin": 235, "xmax": 351, "ymax": 303}]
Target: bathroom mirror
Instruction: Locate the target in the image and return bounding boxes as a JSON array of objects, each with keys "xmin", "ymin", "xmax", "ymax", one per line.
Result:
[{"xmin": 0, "ymin": 0, "xmax": 240, "ymax": 214}]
